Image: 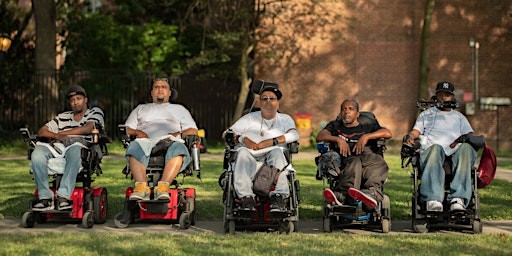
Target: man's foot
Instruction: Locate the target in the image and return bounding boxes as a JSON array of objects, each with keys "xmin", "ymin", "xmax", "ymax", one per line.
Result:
[
  {"xmin": 130, "ymin": 182, "xmax": 150, "ymax": 201},
  {"xmin": 154, "ymin": 181, "xmax": 170, "ymax": 200},
  {"xmin": 57, "ymin": 196, "xmax": 73, "ymax": 211},
  {"xmin": 269, "ymin": 195, "xmax": 287, "ymax": 212},
  {"xmin": 449, "ymin": 198, "xmax": 465, "ymax": 212},
  {"xmin": 33, "ymin": 198, "xmax": 54, "ymax": 211},
  {"xmin": 240, "ymin": 196, "xmax": 255, "ymax": 211},
  {"xmin": 323, "ymin": 189, "xmax": 343, "ymax": 206},
  {"xmin": 348, "ymin": 188, "xmax": 377, "ymax": 209},
  {"xmin": 426, "ymin": 200, "xmax": 443, "ymax": 212}
]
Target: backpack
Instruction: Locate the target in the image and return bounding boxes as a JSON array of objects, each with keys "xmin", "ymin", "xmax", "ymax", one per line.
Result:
[
  {"xmin": 253, "ymin": 164, "xmax": 281, "ymax": 196},
  {"xmin": 477, "ymin": 144, "xmax": 497, "ymax": 189}
]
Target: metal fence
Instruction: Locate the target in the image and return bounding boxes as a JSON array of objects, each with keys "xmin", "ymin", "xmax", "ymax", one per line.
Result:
[{"xmin": 0, "ymin": 70, "xmax": 242, "ymax": 142}]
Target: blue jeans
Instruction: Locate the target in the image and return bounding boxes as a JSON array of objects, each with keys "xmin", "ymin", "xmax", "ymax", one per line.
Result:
[
  {"xmin": 31, "ymin": 144, "xmax": 83, "ymax": 200},
  {"xmin": 125, "ymin": 141, "xmax": 191, "ymax": 172},
  {"xmin": 419, "ymin": 144, "xmax": 477, "ymax": 207}
]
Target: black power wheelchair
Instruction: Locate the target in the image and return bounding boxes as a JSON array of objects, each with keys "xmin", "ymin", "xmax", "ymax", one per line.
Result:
[
  {"xmin": 20, "ymin": 127, "xmax": 111, "ymax": 228},
  {"xmin": 401, "ymin": 99, "xmax": 486, "ymax": 234},
  {"xmin": 113, "ymin": 125, "xmax": 201, "ymax": 229},
  {"xmin": 218, "ymin": 130, "xmax": 301, "ymax": 234},
  {"xmin": 316, "ymin": 112, "xmax": 391, "ymax": 233}
]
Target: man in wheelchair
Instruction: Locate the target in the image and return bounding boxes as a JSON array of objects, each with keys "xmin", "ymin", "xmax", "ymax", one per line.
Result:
[
  {"xmin": 225, "ymin": 82, "xmax": 299, "ymax": 213},
  {"xmin": 403, "ymin": 82, "xmax": 478, "ymax": 213},
  {"xmin": 30, "ymin": 85, "xmax": 105, "ymax": 211},
  {"xmin": 317, "ymin": 99, "xmax": 392, "ymax": 210},
  {"xmin": 124, "ymin": 77, "xmax": 198, "ymax": 201}
]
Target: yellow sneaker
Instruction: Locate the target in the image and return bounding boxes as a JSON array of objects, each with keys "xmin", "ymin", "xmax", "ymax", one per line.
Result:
[
  {"xmin": 130, "ymin": 182, "xmax": 150, "ymax": 201},
  {"xmin": 154, "ymin": 181, "xmax": 170, "ymax": 200}
]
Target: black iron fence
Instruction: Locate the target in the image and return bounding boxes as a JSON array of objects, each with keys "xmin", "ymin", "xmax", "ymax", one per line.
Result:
[{"xmin": 0, "ymin": 70, "xmax": 242, "ymax": 142}]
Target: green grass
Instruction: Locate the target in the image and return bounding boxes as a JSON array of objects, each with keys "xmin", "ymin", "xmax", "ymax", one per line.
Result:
[{"xmin": 1, "ymin": 144, "xmax": 512, "ymax": 255}]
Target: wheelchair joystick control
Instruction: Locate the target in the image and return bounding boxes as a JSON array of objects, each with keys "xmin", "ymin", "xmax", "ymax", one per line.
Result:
[
  {"xmin": 91, "ymin": 128, "xmax": 99, "ymax": 143},
  {"xmin": 192, "ymin": 141, "xmax": 201, "ymax": 171}
]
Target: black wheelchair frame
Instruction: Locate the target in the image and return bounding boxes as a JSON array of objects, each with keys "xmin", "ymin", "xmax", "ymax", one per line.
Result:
[{"xmin": 219, "ymin": 130, "xmax": 301, "ymax": 234}]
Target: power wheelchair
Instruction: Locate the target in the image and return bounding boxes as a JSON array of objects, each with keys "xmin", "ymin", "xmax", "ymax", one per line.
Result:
[
  {"xmin": 20, "ymin": 127, "xmax": 111, "ymax": 228},
  {"xmin": 401, "ymin": 99, "xmax": 486, "ymax": 234},
  {"xmin": 113, "ymin": 125, "xmax": 201, "ymax": 229},
  {"xmin": 218, "ymin": 130, "xmax": 301, "ymax": 234},
  {"xmin": 316, "ymin": 112, "xmax": 391, "ymax": 233}
]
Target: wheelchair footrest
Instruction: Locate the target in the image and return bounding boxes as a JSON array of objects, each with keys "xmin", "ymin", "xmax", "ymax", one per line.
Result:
[{"xmin": 138, "ymin": 200, "xmax": 170, "ymax": 214}]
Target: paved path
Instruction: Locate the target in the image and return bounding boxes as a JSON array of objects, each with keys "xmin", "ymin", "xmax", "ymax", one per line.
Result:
[{"xmin": 1, "ymin": 218, "xmax": 511, "ymax": 235}]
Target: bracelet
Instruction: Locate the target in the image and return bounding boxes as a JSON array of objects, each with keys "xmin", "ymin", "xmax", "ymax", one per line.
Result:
[{"xmin": 273, "ymin": 138, "xmax": 279, "ymax": 146}]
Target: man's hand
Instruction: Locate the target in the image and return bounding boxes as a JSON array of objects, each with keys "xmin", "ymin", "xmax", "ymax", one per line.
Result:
[
  {"xmin": 243, "ymin": 137, "xmax": 258, "ymax": 150},
  {"xmin": 134, "ymin": 130, "xmax": 148, "ymax": 138},
  {"xmin": 337, "ymin": 137, "xmax": 351, "ymax": 157},
  {"xmin": 55, "ymin": 133, "xmax": 68, "ymax": 141},
  {"xmin": 352, "ymin": 134, "xmax": 369, "ymax": 155}
]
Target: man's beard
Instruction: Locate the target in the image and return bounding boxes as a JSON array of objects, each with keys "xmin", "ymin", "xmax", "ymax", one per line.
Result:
[{"xmin": 156, "ymin": 97, "xmax": 165, "ymax": 103}]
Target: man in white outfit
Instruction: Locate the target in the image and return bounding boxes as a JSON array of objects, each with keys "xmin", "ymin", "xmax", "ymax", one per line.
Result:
[{"xmin": 227, "ymin": 82, "xmax": 299, "ymax": 212}]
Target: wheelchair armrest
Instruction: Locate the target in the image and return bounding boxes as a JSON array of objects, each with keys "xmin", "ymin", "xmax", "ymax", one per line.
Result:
[
  {"xmin": 287, "ymin": 141, "xmax": 299, "ymax": 154},
  {"xmin": 467, "ymin": 134, "xmax": 485, "ymax": 150},
  {"xmin": 20, "ymin": 128, "xmax": 37, "ymax": 148},
  {"xmin": 224, "ymin": 129, "xmax": 236, "ymax": 148},
  {"xmin": 118, "ymin": 124, "xmax": 133, "ymax": 148}
]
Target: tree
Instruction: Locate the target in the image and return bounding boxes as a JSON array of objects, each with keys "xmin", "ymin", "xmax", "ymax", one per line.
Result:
[
  {"xmin": 418, "ymin": 0, "xmax": 435, "ymax": 100},
  {"xmin": 32, "ymin": 0, "xmax": 57, "ymax": 124}
]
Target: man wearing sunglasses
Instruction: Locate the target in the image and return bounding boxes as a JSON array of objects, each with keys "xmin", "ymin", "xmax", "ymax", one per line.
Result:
[
  {"xmin": 226, "ymin": 82, "xmax": 299, "ymax": 213},
  {"xmin": 124, "ymin": 77, "xmax": 198, "ymax": 201}
]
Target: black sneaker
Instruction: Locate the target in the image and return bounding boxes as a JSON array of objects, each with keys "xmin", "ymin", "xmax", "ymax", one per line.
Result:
[
  {"xmin": 269, "ymin": 195, "xmax": 287, "ymax": 212},
  {"xmin": 240, "ymin": 196, "xmax": 255, "ymax": 211},
  {"xmin": 33, "ymin": 199, "xmax": 54, "ymax": 211},
  {"xmin": 57, "ymin": 196, "xmax": 73, "ymax": 211}
]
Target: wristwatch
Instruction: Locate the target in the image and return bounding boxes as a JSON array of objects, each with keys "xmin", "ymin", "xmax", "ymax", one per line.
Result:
[{"xmin": 273, "ymin": 138, "xmax": 279, "ymax": 146}]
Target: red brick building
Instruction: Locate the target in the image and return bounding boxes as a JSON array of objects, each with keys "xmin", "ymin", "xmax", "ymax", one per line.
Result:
[{"xmin": 256, "ymin": 0, "xmax": 512, "ymax": 150}]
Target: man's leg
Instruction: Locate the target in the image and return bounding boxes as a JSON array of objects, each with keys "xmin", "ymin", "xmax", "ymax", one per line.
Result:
[
  {"xmin": 335, "ymin": 155, "xmax": 362, "ymax": 195},
  {"xmin": 56, "ymin": 144, "xmax": 83, "ymax": 210},
  {"xmin": 154, "ymin": 143, "xmax": 190, "ymax": 200},
  {"xmin": 31, "ymin": 145, "xmax": 55, "ymax": 210},
  {"xmin": 448, "ymin": 143, "xmax": 477, "ymax": 208},
  {"xmin": 361, "ymin": 149, "xmax": 388, "ymax": 202},
  {"xmin": 419, "ymin": 144, "xmax": 446, "ymax": 211},
  {"xmin": 126, "ymin": 142, "xmax": 150, "ymax": 200},
  {"xmin": 233, "ymin": 148, "xmax": 258, "ymax": 210}
]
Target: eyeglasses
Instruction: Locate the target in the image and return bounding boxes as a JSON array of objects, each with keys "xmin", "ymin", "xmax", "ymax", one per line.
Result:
[{"xmin": 260, "ymin": 96, "xmax": 278, "ymax": 102}]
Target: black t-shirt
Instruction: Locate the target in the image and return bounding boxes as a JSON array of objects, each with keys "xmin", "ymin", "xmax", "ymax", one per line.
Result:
[{"xmin": 324, "ymin": 112, "xmax": 383, "ymax": 152}]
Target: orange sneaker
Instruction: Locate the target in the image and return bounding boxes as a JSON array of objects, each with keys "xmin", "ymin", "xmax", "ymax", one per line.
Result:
[
  {"xmin": 154, "ymin": 181, "xmax": 170, "ymax": 200},
  {"xmin": 130, "ymin": 182, "xmax": 150, "ymax": 201}
]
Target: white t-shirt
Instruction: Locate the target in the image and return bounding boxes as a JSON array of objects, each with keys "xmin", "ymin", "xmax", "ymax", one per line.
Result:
[
  {"xmin": 125, "ymin": 103, "xmax": 197, "ymax": 138},
  {"xmin": 413, "ymin": 107, "xmax": 473, "ymax": 156},
  {"xmin": 228, "ymin": 111, "xmax": 299, "ymax": 144}
]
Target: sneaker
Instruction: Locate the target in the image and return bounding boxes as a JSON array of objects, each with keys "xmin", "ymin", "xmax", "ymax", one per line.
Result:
[
  {"xmin": 348, "ymin": 188, "xmax": 377, "ymax": 209},
  {"xmin": 154, "ymin": 181, "xmax": 170, "ymax": 200},
  {"xmin": 240, "ymin": 196, "xmax": 256, "ymax": 211},
  {"xmin": 269, "ymin": 195, "xmax": 287, "ymax": 212},
  {"xmin": 426, "ymin": 200, "xmax": 443, "ymax": 212},
  {"xmin": 323, "ymin": 189, "xmax": 343, "ymax": 206},
  {"xmin": 450, "ymin": 198, "xmax": 465, "ymax": 211},
  {"xmin": 130, "ymin": 182, "xmax": 150, "ymax": 201},
  {"xmin": 33, "ymin": 198, "xmax": 54, "ymax": 211},
  {"xmin": 57, "ymin": 196, "xmax": 73, "ymax": 211}
]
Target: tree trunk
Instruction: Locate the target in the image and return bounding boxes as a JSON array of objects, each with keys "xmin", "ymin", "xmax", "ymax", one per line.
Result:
[
  {"xmin": 32, "ymin": 0, "xmax": 58, "ymax": 124},
  {"xmin": 419, "ymin": 0, "xmax": 435, "ymax": 100}
]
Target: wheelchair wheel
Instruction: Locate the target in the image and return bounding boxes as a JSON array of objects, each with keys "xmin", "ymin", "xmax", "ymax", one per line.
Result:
[
  {"xmin": 381, "ymin": 218, "xmax": 391, "ymax": 233},
  {"xmin": 22, "ymin": 211, "xmax": 35, "ymax": 228},
  {"xmin": 412, "ymin": 218, "xmax": 428, "ymax": 233},
  {"xmin": 179, "ymin": 212, "xmax": 192, "ymax": 229},
  {"xmin": 472, "ymin": 220, "xmax": 483, "ymax": 234},
  {"xmin": 227, "ymin": 220, "xmax": 236, "ymax": 235},
  {"xmin": 279, "ymin": 220, "xmax": 295, "ymax": 234},
  {"xmin": 82, "ymin": 210, "xmax": 94, "ymax": 228},
  {"xmin": 323, "ymin": 216, "xmax": 333, "ymax": 233},
  {"xmin": 35, "ymin": 212, "xmax": 47, "ymax": 224},
  {"xmin": 93, "ymin": 188, "xmax": 108, "ymax": 224},
  {"xmin": 114, "ymin": 211, "xmax": 131, "ymax": 229}
]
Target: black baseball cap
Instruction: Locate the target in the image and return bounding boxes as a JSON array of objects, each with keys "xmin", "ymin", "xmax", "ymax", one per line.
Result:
[
  {"xmin": 435, "ymin": 82, "xmax": 455, "ymax": 95},
  {"xmin": 66, "ymin": 85, "xmax": 87, "ymax": 98}
]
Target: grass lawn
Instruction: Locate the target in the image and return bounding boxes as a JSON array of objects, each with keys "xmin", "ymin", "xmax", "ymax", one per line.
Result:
[{"xmin": 1, "ymin": 142, "xmax": 511, "ymax": 255}]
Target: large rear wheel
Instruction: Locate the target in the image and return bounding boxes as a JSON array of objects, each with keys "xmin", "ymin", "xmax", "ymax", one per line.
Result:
[
  {"xmin": 21, "ymin": 211, "xmax": 35, "ymax": 228},
  {"xmin": 94, "ymin": 188, "xmax": 108, "ymax": 224}
]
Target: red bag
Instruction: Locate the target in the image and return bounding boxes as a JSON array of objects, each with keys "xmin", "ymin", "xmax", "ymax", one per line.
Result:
[{"xmin": 477, "ymin": 145, "xmax": 497, "ymax": 189}]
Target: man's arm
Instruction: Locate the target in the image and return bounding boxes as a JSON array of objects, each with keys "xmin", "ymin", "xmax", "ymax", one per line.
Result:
[
  {"xmin": 316, "ymin": 128, "xmax": 352, "ymax": 157},
  {"xmin": 353, "ymin": 127, "xmax": 392, "ymax": 154},
  {"xmin": 37, "ymin": 122, "xmax": 96, "ymax": 141}
]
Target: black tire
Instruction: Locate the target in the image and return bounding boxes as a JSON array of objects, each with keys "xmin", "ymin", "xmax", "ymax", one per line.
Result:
[
  {"xmin": 472, "ymin": 220, "xmax": 483, "ymax": 234},
  {"xmin": 228, "ymin": 220, "xmax": 236, "ymax": 235},
  {"xmin": 82, "ymin": 211, "xmax": 94, "ymax": 228},
  {"xmin": 179, "ymin": 212, "xmax": 191, "ymax": 229},
  {"xmin": 21, "ymin": 211, "xmax": 35, "ymax": 228},
  {"xmin": 323, "ymin": 217, "xmax": 333, "ymax": 233},
  {"xmin": 113, "ymin": 211, "xmax": 131, "ymax": 229},
  {"xmin": 93, "ymin": 188, "xmax": 108, "ymax": 224},
  {"xmin": 381, "ymin": 218, "xmax": 391, "ymax": 233}
]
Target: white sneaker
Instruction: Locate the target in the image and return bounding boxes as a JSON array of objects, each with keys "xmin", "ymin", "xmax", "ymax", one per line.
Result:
[
  {"xmin": 426, "ymin": 200, "xmax": 443, "ymax": 212},
  {"xmin": 450, "ymin": 198, "xmax": 465, "ymax": 211}
]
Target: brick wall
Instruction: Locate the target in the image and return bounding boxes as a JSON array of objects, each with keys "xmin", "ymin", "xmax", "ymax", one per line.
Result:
[{"xmin": 255, "ymin": 0, "xmax": 512, "ymax": 150}]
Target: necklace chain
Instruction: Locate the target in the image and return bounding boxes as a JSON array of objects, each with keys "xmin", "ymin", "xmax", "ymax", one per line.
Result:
[{"xmin": 260, "ymin": 115, "xmax": 277, "ymax": 136}]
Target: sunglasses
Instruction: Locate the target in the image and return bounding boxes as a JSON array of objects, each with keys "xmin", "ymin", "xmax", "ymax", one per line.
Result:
[
  {"xmin": 260, "ymin": 96, "xmax": 278, "ymax": 102},
  {"xmin": 152, "ymin": 77, "xmax": 169, "ymax": 83}
]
